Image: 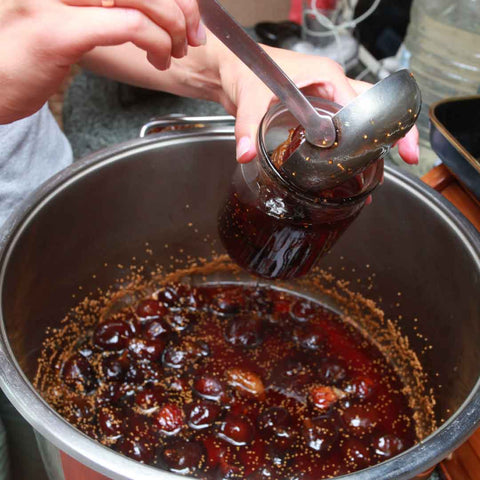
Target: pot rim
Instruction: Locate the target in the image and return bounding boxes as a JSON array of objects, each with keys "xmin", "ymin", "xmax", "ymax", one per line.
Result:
[{"xmin": 0, "ymin": 126, "xmax": 480, "ymax": 480}]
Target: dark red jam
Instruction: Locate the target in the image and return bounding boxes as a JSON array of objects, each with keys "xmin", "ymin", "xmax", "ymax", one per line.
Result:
[{"xmin": 38, "ymin": 283, "xmax": 416, "ymax": 479}]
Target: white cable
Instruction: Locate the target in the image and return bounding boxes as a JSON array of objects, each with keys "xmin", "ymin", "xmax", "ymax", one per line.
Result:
[
  {"xmin": 303, "ymin": 0, "xmax": 382, "ymax": 37},
  {"xmin": 303, "ymin": 0, "xmax": 382, "ymax": 69}
]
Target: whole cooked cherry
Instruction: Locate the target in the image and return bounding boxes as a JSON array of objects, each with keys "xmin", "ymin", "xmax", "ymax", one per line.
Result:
[
  {"xmin": 211, "ymin": 288, "xmax": 245, "ymax": 315},
  {"xmin": 302, "ymin": 416, "xmax": 338, "ymax": 453},
  {"xmin": 162, "ymin": 439, "xmax": 204, "ymax": 474},
  {"xmin": 202, "ymin": 436, "xmax": 241, "ymax": 473},
  {"xmin": 194, "ymin": 375, "xmax": 226, "ymax": 402},
  {"xmin": 136, "ymin": 298, "xmax": 167, "ymax": 320},
  {"xmin": 342, "ymin": 438, "xmax": 372, "ymax": 469},
  {"xmin": 165, "ymin": 376, "xmax": 189, "ymax": 394},
  {"xmin": 143, "ymin": 318, "xmax": 171, "ymax": 340},
  {"xmin": 372, "ymin": 433, "xmax": 406, "ymax": 458},
  {"xmin": 187, "ymin": 401, "xmax": 221, "ymax": 429},
  {"xmin": 134, "ymin": 387, "xmax": 164, "ymax": 413},
  {"xmin": 119, "ymin": 436, "xmax": 155, "ymax": 464},
  {"xmin": 218, "ymin": 415, "xmax": 255, "ymax": 446},
  {"xmin": 98, "ymin": 406, "xmax": 124, "ymax": 438},
  {"xmin": 65, "ymin": 396, "xmax": 94, "ymax": 422},
  {"xmin": 157, "ymin": 284, "xmax": 180, "ymax": 308},
  {"xmin": 249, "ymin": 290, "xmax": 274, "ymax": 315},
  {"xmin": 290, "ymin": 299, "xmax": 316, "ymax": 323},
  {"xmin": 225, "ymin": 316, "xmax": 262, "ymax": 348},
  {"xmin": 155, "ymin": 404, "xmax": 184, "ymax": 434},
  {"xmin": 293, "ymin": 324, "xmax": 326, "ymax": 351},
  {"xmin": 344, "ymin": 375, "xmax": 376, "ymax": 400},
  {"xmin": 318, "ymin": 358, "xmax": 347, "ymax": 385},
  {"xmin": 340, "ymin": 404, "xmax": 379, "ymax": 434},
  {"xmin": 100, "ymin": 353, "xmax": 129, "ymax": 382},
  {"xmin": 176, "ymin": 285, "xmax": 205, "ymax": 310},
  {"xmin": 123, "ymin": 360, "xmax": 147, "ymax": 384},
  {"xmin": 266, "ymin": 443, "xmax": 293, "ymax": 468},
  {"xmin": 93, "ymin": 318, "xmax": 133, "ymax": 351},
  {"xmin": 258, "ymin": 407, "xmax": 292, "ymax": 438},
  {"xmin": 166, "ymin": 311, "xmax": 197, "ymax": 332},
  {"xmin": 163, "ymin": 340, "xmax": 209, "ymax": 369},
  {"xmin": 129, "ymin": 337, "xmax": 165, "ymax": 361},
  {"xmin": 95, "ymin": 382, "xmax": 124, "ymax": 407},
  {"xmin": 61, "ymin": 353, "xmax": 97, "ymax": 393}
]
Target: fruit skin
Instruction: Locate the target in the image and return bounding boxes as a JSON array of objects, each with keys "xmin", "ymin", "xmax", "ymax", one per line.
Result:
[
  {"xmin": 302, "ymin": 416, "xmax": 338, "ymax": 453},
  {"xmin": 309, "ymin": 385, "xmax": 345, "ymax": 411},
  {"xmin": 155, "ymin": 404, "xmax": 185, "ymax": 435},
  {"xmin": 161, "ymin": 439, "xmax": 204, "ymax": 474},
  {"xmin": 218, "ymin": 415, "xmax": 255, "ymax": 446},
  {"xmin": 340, "ymin": 404, "xmax": 379, "ymax": 434},
  {"xmin": 194, "ymin": 375, "xmax": 226, "ymax": 402},
  {"xmin": 61, "ymin": 353, "xmax": 97, "ymax": 394},
  {"xmin": 225, "ymin": 315, "xmax": 262, "ymax": 348},
  {"xmin": 94, "ymin": 318, "xmax": 134, "ymax": 351},
  {"xmin": 187, "ymin": 401, "xmax": 221, "ymax": 430},
  {"xmin": 372, "ymin": 433, "xmax": 405, "ymax": 458},
  {"xmin": 226, "ymin": 368, "xmax": 265, "ymax": 397}
]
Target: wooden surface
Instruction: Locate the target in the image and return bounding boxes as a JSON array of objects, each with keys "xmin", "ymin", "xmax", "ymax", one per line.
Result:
[{"xmin": 422, "ymin": 164, "xmax": 480, "ymax": 480}]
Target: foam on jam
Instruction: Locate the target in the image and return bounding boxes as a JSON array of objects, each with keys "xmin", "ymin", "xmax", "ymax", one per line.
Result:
[{"xmin": 36, "ymin": 283, "xmax": 417, "ymax": 479}]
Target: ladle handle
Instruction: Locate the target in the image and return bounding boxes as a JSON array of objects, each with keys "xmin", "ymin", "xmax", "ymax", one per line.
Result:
[{"xmin": 198, "ymin": 0, "xmax": 336, "ymax": 147}]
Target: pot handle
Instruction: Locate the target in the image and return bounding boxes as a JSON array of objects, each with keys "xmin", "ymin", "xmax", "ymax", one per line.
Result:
[{"xmin": 139, "ymin": 114, "xmax": 235, "ymax": 138}]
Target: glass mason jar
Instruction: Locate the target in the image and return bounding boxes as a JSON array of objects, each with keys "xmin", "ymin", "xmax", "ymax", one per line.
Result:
[{"xmin": 218, "ymin": 98, "xmax": 384, "ymax": 280}]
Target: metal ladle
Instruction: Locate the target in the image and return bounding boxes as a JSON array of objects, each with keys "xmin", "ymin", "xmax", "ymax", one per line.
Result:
[
  {"xmin": 199, "ymin": 0, "xmax": 422, "ymax": 193},
  {"xmin": 198, "ymin": 0, "xmax": 336, "ymax": 148}
]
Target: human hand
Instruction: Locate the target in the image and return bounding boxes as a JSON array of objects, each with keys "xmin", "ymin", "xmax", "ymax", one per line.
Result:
[
  {"xmin": 216, "ymin": 44, "xmax": 419, "ymax": 165},
  {"xmin": 0, "ymin": 0, "xmax": 205, "ymax": 124}
]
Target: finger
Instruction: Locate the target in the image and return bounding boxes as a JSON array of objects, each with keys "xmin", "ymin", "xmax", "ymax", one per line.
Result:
[
  {"xmin": 54, "ymin": 7, "xmax": 173, "ymax": 69},
  {"xmin": 61, "ymin": 0, "xmax": 188, "ymax": 58},
  {"xmin": 397, "ymin": 126, "xmax": 420, "ymax": 165},
  {"xmin": 175, "ymin": 0, "xmax": 206, "ymax": 47},
  {"xmin": 347, "ymin": 78, "xmax": 373, "ymax": 96},
  {"xmin": 234, "ymin": 83, "xmax": 274, "ymax": 163}
]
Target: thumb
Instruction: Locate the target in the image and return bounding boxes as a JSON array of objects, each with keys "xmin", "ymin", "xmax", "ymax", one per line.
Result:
[{"xmin": 234, "ymin": 86, "xmax": 273, "ymax": 164}]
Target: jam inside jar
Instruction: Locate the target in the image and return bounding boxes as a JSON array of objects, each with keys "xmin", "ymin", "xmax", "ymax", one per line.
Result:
[{"xmin": 218, "ymin": 99, "xmax": 384, "ymax": 280}]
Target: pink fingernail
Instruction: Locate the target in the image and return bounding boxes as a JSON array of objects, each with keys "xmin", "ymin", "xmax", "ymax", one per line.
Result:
[
  {"xmin": 414, "ymin": 144, "xmax": 420, "ymax": 163},
  {"xmin": 196, "ymin": 22, "xmax": 207, "ymax": 45},
  {"xmin": 236, "ymin": 136, "xmax": 251, "ymax": 161}
]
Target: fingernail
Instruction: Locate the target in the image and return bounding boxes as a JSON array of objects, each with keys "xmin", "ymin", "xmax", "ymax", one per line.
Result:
[
  {"xmin": 236, "ymin": 136, "xmax": 251, "ymax": 161},
  {"xmin": 195, "ymin": 22, "xmax": 207, "ymax": 45}
]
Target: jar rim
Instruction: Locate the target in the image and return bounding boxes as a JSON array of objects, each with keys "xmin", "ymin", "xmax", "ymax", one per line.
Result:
[{"xmin": 257, "ymin": 97, "xmax": 380, "ymax": 206}]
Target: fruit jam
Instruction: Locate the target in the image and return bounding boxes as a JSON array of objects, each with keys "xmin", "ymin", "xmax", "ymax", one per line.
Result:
[
  {"xmin": 218, "ymin": 123, "xmax": 382, "ymax": 280},
  {"xmin": 36, "ymin": 283, "xmax": 416, "ymax": 479}
]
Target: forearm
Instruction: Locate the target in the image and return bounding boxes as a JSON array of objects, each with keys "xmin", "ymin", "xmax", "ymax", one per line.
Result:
[{"xmin": 80, "ymin": 32, "xmax": 227, "ymax": 106}]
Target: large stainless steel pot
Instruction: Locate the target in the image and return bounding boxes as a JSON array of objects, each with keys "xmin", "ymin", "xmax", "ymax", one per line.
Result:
[{"xmin": 0, "ymin": 118, "xmax": 479, "ymax": 480}]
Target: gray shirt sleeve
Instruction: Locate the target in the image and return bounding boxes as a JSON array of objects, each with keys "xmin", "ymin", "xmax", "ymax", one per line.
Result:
[{"xmin": 0, "ymin": 104, "xmax": 73, "ymax": 228}]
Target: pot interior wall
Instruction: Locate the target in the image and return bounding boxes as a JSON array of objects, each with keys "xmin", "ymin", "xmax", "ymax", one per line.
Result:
[{"xmin": 2, "ymin": 136, "xmax": 480, "ymax": 428}]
